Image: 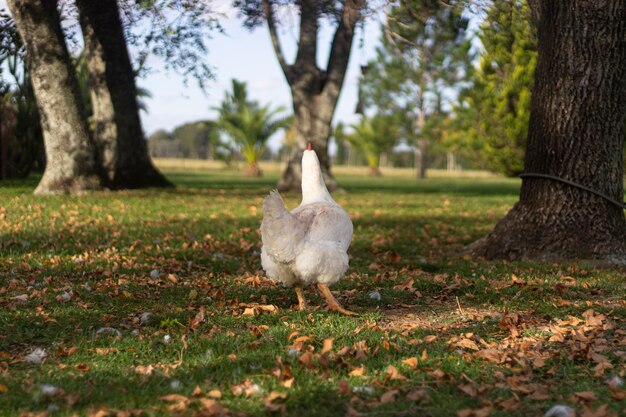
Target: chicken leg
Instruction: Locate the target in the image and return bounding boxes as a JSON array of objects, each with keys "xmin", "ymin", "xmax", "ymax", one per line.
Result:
[
  {"xmin": 317, "ymin": 283, "xmax": 358, "ymax": 316},
  {"xmin": 294, "ymin": 285, "xmax": 308, "ymax": 311}
]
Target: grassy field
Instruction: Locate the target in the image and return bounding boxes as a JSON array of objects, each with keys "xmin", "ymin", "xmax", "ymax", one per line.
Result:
[{"xmin": 0, "ymin": 165, "xmax": 624, "ymax": 417}]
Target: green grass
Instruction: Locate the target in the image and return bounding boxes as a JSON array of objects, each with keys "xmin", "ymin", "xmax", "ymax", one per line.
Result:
[{"xmin": 1, "ymin": 168, "xmax": 625, "ymax": 417}]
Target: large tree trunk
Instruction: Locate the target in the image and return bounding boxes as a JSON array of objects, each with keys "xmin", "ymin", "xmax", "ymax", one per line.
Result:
[
  {"xmin": 76, "ymin": 0, "xmax": 172, "ymax": 189},
  {"xmin": 470, "ymin": 0, "xmax": 626, "ymax": 264},
  {"xmin": 8, "ymin": 0, "xmax": 103, "ymax": 194},
  {"xmin": 264, "ymin": 0, "xmax": 361, "ymax": 192},
  {"xmin": 278, "ymin": 95, "xmax": 336, "ymax": 191}
]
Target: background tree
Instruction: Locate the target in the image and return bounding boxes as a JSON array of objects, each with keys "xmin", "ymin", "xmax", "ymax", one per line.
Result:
[
  {"xmin": 361, "ymin": 0, "xmax": 472, "ymax": 179},
  {"xmin": 7, "ymin": 0, "xmax": 102, "ymax": 194},
  {"xmin": 76, "ymin": 0, "xmax": 172, "ymax": 189},
  {"xmin": 235, "ymin": 0, "xmax": 363, "ymax": 191},
  {"xmin": 470, "ymin": 0, "xmax": 626, "ymax": 264},
  {"xmin": 216, "ymin": 79, "xmax": 290, "ymax": 177},
  {"xmin": 341, "ymin": 114, "xmax": 400, "ymax": 176},
  {"xmin": 0, "ymin": 11, "xmax": 43, "ymax": 179},
  {"xmin": 173, "ymin": 121, "xmax": 217, "ymax": 159},
  {"xmin": 456, "ymin": 0, "xmax": 536, "ymax": 177}
]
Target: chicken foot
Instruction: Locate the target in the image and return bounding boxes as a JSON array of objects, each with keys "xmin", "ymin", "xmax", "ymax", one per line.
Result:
[
  {"xmin": 294, "ymin": 285, "xmax": 308, "ymax": 311},
  {"xmin": 317, "ymin": 283, "xmax": 358, "ymax": 316}
]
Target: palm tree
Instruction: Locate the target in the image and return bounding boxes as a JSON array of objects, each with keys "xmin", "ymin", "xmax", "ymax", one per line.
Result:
[
  {"xmin": 216, "ymin": 79, "xmax": 291, "ymax": 176},
  {"xmin": 342, "ymin": 114, "xmax": 400, "ymax": 176}
]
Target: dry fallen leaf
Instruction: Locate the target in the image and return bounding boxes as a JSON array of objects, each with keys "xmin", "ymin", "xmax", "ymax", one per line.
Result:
[
  {"xmin": 321, "ymin": 338, "xmax": 334, "ymax": 355},
  {"xmin": 385, "ymin": 365, "xmax": 407, "ymax": 381},
  {"xmin": 380, "ymin": 389, "xmax": 399, "ymax": 404},
  {"xmin": 402, "ymin": 357, "xmax": 418, "ymax": 369}
]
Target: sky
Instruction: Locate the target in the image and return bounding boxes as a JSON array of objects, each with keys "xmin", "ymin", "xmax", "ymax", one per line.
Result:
[
  {"xmin": 137, "ymin": 2, "xmax": 384, "ymax": 149},
  {"xmin": 0, "ymin": 0, "xmax": 383, "ymax": 150}
]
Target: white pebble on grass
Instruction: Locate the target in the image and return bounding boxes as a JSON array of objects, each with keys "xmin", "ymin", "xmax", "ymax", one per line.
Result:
[
  {"xmin": 40, "ymin": 384, "xmax": 61, "ymax": 397},
  {"xmin": 139, "ymin": 312, "xmax": 152, "ymax": 326},
  {"xmin": 368, "ymin": 290, "xmax": 381, "ymax": 302},
  {"xmin": 287, "ymin": 347, "xmax": 299, "ymax": 357},
  {"xmin": 545, "ymin": 405, "xmax": 575, "ymax": 417},
  {"xmin": 150, "ymin": 269, "xmax": 160, "ymax": 279},
  {"xmin": 352, "ymin": 386, "xmax": 375, "ymax": 395},
  {"xmin": 25, "ymin": 348, "xmax": 47, "ymax": 364},
  {"xmin": 163, "ymin": 334, "xmax": 172, "ymax": 343},
  {"xmin": 95, "ymin": 327, "xmax": 122, "ymax": 338},
  {"xmin": 170, "ymin": 379, "xmax": 183, "ymax": 391},
  {"xmin": 609, "ymin": 375, "xmax": 624, "ymax": 387}
]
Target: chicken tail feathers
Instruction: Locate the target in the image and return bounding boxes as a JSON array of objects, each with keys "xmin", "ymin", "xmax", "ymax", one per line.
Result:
[{"xmin": 261, "ymin": 190, "xmax": 306, "ymax": 263}]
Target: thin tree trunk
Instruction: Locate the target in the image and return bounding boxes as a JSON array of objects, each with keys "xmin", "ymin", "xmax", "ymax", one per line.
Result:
[
  {"xmin": 470, "ymin": 0, "xmax": 626, "ymax": 264},
  {"xmin": 416, "ymin": 107, "xmax": 427, "ymax": 179},
  {"xmin": 8, "ymin": 0, "xmax": 103, "ymax": 194},
  {"xmin": 76, "ymin": 0, "xmax": 172, "ymax": 189},
  {"xmin": 278, "ymin": 97, "xmax": 336, "ymax": 191}
]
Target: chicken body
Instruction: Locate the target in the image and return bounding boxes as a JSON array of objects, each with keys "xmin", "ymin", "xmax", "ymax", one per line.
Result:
[
  {"xmin": 260, "ymin": 148, "xmax": 354, "ymax": 314},
  {"xmin": 261, "ymin": 197, "xmax": 352, "ymax": 287}
]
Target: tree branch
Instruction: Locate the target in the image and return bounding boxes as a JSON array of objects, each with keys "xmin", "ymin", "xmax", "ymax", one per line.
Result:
[
  {"xmin": 262, "ymin": 0, "xmax": 291, "ymax": 80},
  {"xmin": 323, "ymin": 0, "xmax": 362, "ymax": 102},
  {"xmin": 295, "ymin": 0, "xmax": 319, "ymax": 69}
]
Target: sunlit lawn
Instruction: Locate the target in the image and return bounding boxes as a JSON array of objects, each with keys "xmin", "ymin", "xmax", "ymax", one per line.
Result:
[{"xmin": 0, "ymin": 164, "xmax": 624, "ymax": 416}]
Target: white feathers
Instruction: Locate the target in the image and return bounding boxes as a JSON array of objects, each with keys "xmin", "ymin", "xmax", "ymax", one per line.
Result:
[
  {"xmin": 24, "ymin": 348, "xmax": 48, "ymax": 364},
  {"xmin": 260, "ymin": 149, "xmax": 353, "ymax": 288}
]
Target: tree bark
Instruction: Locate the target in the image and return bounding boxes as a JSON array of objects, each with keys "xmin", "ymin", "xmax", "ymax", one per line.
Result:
[
  {"xmin": 264, "ymin": 0, "xmax": 362, "ymax": 192},
  {"xmin": 8, "ymin": 0, "xmax": 103, "ymax": 194},
  {"xmin": 470, "ymin": 0, "xmax": 626, "ymax": 265},
  {"xmin": 76, "ymin": 0, "xmax": 172, "ymax": 189}
]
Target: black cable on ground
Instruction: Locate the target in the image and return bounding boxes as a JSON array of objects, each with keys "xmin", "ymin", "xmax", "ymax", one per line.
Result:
[{"xmin": 519, "ymin": 173, "xmax": 626, "ymax": 210}]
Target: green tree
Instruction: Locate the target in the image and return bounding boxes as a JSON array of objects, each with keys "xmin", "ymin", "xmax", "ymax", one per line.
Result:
[
  {"xmin": 216, "ymin": 79, "xmax": 290, "ymax": 177},
  {"xmin": 172, "ymin": 121, "xmax": 217, "ymax": 159},
  {"xmin": 361, "ymin": 0, "xmax": 472, "ymax": 179},
  {"xmin": 458, "ymin": 0, "xmax": 536, "ymax": 177},
  {"xmin": 235, "ymin": 0, "xmax": 364, "ymax": 191},
  {"xmin": 345, "ymin": 115, "xmax": 400, "ymax": 176}
]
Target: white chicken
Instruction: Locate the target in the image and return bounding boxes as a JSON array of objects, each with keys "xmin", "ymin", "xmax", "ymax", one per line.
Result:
[{"xmin": 260, "ymin": 145, "xmax": 356, "ymax": 316}]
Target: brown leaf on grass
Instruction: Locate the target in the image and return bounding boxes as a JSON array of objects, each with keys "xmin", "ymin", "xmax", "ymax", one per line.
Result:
[
  {"xmin": 0, "ymin": 383, "xmax": 7, "ymax": 393},
  {"xmin": 402, "ymin": 357, "xmax": 418, "ymax": 369},
  {"xmin": 384, "ymin": 365, "xmax": 407, "ymax": 381},
  {"xmin": 251, "ymin": 325, "xmax": 269, "ymax": 338},
  {"xmin": 573, "ymin": 391, "xmax": 598, "ymax": 402},
  {"xmin": 457, "ymin": 405, "xmax": 492, "ymax": 417},
  {"xmin": 424, "ymin": 335, "xmax": 438, "ymax": 343},
  {"xmin": 299, "ymin": 352, "xmax": 314, "ymax": 368},
  {"xmin": 455, "ymin": 337, "xmax": 480, "ymax": 351},
  {"xmin": 134, "ymin": 365, "xmax": 154, "ymax": 375},
  {"xmin": 496, "ymin": 397, "xmax": 519, "ymax": 411},
  {"xmin": 349, "ymin": 365, "xmax": 366, "ymax": 377},
  {"xmin": 160, "ymin": 394, "xmax": 190, "ymax": 412},
  {"xmin": 475, "ymin": 349, "xmax": 503, "ymax": 364},
  {"xmin": 190, "ymin": 307, "xmax": 206, "ymax": 329},
  {"xmin": 231, "ymin": 380, "xmax": 263, "ymax": 398},
  {"xmin": 608, "ymin": 377, "xmax": 626, "ymax": 400},
  {"xmin": 199, "ymin": 398, "xmax": 230, "ymax": 416},
  {"xmin": 380, "ymin": 390, "xmax": 399, "ymax": 404},
  {"xmin": 76, "ymin": 363, "xmax": 90, "ymax": 372},
  {"xmin": 207, "ymin": 389, "xmax": 222, "ymax": 399},
  {"xmin": 393, "ymin": 278, "xmax": 414, "ymax": 291},
  {"xmin": 406, "ymin": 388, "xmax": 430, "ymax": 402},
  {"xmin": 95, "ymin": 348, "xmax": 117, "ymax": 355},
  {"xmin": 337, "ymin": 380, "xmax": 351, "ymax": 396},
  {"xmin": 191, "ymin": 385, "xmax": 204, "ymax": 397},
  {"xmin": 321, "ymin": 338, "xmax": 334, "ymax": 355},
  {"xmin": 458, "ymin": 384, "xmax": 478, "ymax": 397},
  {"xmin": 57, "ymin": 346, "xmax": 78, "ymax": 357}
]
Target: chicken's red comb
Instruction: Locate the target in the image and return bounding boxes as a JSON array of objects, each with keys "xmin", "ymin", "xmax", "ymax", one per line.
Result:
[{"xmin": 307, "ymin": 143, "xmax": 311, "ymax": 151}]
